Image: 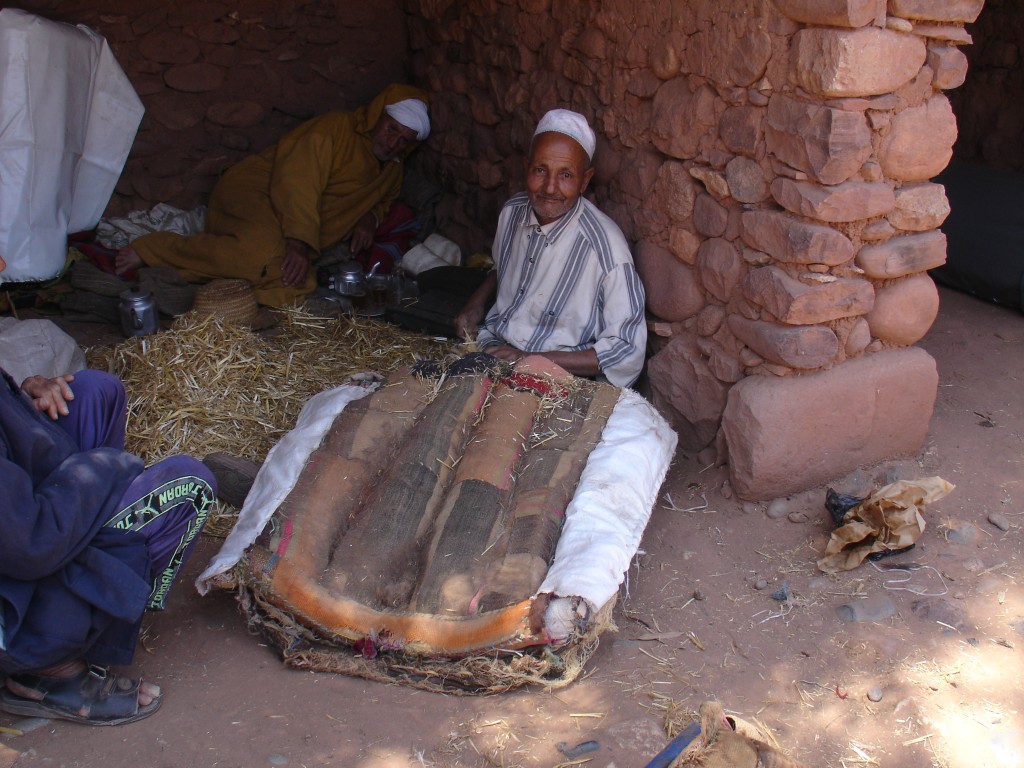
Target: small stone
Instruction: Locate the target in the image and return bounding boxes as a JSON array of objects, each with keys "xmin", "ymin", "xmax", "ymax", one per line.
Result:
[
  {"xmin": 836, "ymin": 594, "xmax": 896, "ymax": 623},
  {"xmin": 987, "ymin": 511, "xmax": 1010, "ymax": 532},
  {"xmin": 946, "ymin": 522, "xmax": 980, "ymax": 545},
  {"xmin": 269, "ymin": 755, "xmax": 288, "ymax": 767},
  {"xmin": 755, "ymin": 578, "xmax": 769, "ymax": 590},
  {"xmin": 693, "ymin": 589, "xmax": 707, "ymax": 601},
  {"xmin": 867, "ymin": 685, "xmax": 884, "ymax": 702},
  {"xmin": 771, "ymin": 580, "xmax": 791, "ymax": 602},
  {"xmin": 766, "ymin": 498, "xmax": 792, "ymax": 519},
  {"xmin": 788, "ymin": 511, "xmax": 809, "ymax": 523},
  {"xmin": 721, "ymin": 479, "xmax": 734, "ymax": 500},
  {"xmin": 742, "ymin": 501, "xmax": 760, "ymax": 515}
]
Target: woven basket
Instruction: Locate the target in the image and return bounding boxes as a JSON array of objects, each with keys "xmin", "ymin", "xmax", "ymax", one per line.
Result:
[{"xmin": 192, "ymin": 279, "xmax": 264, "ymax": 326}]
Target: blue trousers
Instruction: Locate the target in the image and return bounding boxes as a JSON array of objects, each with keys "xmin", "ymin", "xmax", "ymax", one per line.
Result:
[{"xmin": 59, "ymin": 370, "xmax": 216, "ymax": 610}]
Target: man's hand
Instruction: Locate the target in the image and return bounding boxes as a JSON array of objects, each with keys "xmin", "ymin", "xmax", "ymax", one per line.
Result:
[
  {"xmin": 348, "ymin": 213, "xmax": 377, "ymax": 255},
  {"xmin": 281, "ymin": 238, "xmax": 311, "ymax": 287},
  {"xmin": 454, "ymin": 271, "xmax": 498, "ymax": 340},
  {"xmin": 21, "ymin": 374, "xmax": 75, "ymax": 420},
  {"xmin": 454, "ymin": 303, "xmax": 487, "ymax": 341},
  {"xmin": 486, "ymin": 344, "xmax": 526, "ymax": 362}
]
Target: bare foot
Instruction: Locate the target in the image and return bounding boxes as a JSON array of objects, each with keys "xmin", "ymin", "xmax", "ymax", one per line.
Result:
[{"xmin": 115, "ymin": 246, "xmax": 143, "ymax": 275}]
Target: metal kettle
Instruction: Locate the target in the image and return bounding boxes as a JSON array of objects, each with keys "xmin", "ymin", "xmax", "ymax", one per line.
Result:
[
  {"xmin": 328, "ymin": 260, "xmax": 368, "ymax": 298},
  {"xmin": 118, "ymin": 289, "xmax": 159, "ymax": 337}
]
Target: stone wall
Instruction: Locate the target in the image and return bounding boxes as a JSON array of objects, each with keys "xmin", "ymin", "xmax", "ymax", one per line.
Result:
[
  {"xmin": 409, "ymin": 0, "xmax": 982, "ymax": 499},
  {"xmin": 949, "ymin": 0, "xmax": 1024, "ymax": 169},
  {"xmin": 9, "ymin": 0, "xmax": 412, "ymax": 217}
]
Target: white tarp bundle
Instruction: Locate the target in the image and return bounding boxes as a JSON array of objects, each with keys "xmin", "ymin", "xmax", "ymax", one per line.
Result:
[{"xmin": 0, "ymin": 9, "xmax": 143, "ymax": 283}]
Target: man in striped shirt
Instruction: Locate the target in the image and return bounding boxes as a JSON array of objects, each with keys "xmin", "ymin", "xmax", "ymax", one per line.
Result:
[{"xmin": 454, "ymin": 109, "xmax": 647, "ymax": 388}]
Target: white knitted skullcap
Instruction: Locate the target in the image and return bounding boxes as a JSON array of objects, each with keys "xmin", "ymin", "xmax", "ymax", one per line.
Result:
[
  {"xmin": 384, "ymin": 99, "xmax": 430, "ymax": 141},
  {"xmin": 533, "ymin": 108, "xmax": 596, "ymax": 159}
]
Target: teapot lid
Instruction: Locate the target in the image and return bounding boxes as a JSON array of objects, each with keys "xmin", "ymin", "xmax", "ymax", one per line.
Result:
[
  {"xmin": 120, "ymin": 288, "xmax": 154, "ymax": 302},
  {"xmin": 335, "ymin": 260, "xmax": 365, "ymax": 277}
]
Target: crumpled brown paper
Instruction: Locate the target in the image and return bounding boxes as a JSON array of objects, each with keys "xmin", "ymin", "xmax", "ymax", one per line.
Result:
[{"xmin": 817, "ymin": 477, "xmax": 955, "ymax": 573}]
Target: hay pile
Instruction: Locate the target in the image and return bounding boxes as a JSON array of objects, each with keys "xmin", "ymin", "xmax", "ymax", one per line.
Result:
[{"xmin": 88, "ymin": 307, "xmax": 450, "ymax": 464}]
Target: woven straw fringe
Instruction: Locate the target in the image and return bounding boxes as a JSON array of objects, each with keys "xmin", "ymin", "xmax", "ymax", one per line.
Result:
[
  {"xmin": 237, "ymin": 584, "xmax": 617, "ymax": 695},
  {"xmin": 192, "ymin": 278, "xmax": 260, "ymax": 325}
]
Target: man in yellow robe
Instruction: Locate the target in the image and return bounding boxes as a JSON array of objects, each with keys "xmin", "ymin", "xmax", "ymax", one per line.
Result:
[{"xmin": 115, "ymin": 83, "xmax": 430, "ymax": 307}]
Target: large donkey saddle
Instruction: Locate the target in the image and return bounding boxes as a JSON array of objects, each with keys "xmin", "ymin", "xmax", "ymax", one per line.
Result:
[{"xmin": 197, "ymin": 355, "xmax": 675, "ymax": 690}]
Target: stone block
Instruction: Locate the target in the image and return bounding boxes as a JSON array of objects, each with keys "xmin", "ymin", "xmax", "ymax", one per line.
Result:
[
  {"xmin": 862, "ymin": 219, "xmax": 896, "ymax": 241},
  {"xmin": 740, "ymin": 210, "xmax": 855, "ymax": 265},
  {"xmin": 743, "ymin": 266, "xmax": 875, "ymax": 324},
  {"xmin": 792, "ymin": 27, "xmax": 926, "ymax": 98},
  {"xmin": 708, "ymin": 344, "xmax": 744, "ymax": 383},
  {"xmin": 697, "ymin": 303, "xmax": 727, "ymax": 336},
  {"xmin": 771, "ymin": 178, "xmax": 896, "ymax": 223},
  {"xmin": 888, "ymin": 0, "xmax": 984, "ymax": 23},
  {"xmin": 728, "ymin": 30, "xmax": 774, "ymax": 87},
  {"xmin": 728, "ymin": 315, "xmax": 839, "ymax": 369},
  {"xmin": 148, "ymin": 91, "xmax": 204, "ymax": 131},
  {"xmin": 927, "ymin": 44, "xmax": 968, "ymax": 90},
  {"xmin": 697, "ymin": 238, "xmax": 743, "ymax": 303},
  {"xmin": 879, "ymin": 95, "xmax": 958, "ymax": 181},
  {"xmin": 651, "ymin": 41, "xmax": 681, "ymax": 80},
  {"xmin": 165, "ymin": 63, "xmax": 225, "ymax": 93},
  {"xmin": 652, "ymin": 79, "xmax": 717, "ymax": 160},
  {"xmin": 139, "ymin": 29, "xmax": 201, "ymax": 64},
  {"xmin": 866, "ymin": 273, "xmax": 940, "ymax": 344},
  {"xmin": 694, "ymin": 194, "xmax": 728, "ymax": 237},
  {"xmin": 773, "ymin": 0, "xmax": 884, "ymax": 27},
  {"xmin": 726, "ymin": 156, "xmax": 769, "ymax": 203},
  {"xmin": 689, "ymin": 166, "xmax": 730, "ymax": 199},
  {"xmin": 636, "ymin": 242, "xmax": 705, "ymax": 321},
  {"xmin": 719, "ymin": 105, "xmax": 765, "ymax": 157},
  {"xmin": 654, "ymin": 161, "xmax": 698, "ymax": 222},
  {"xmin": 647, "ymin": 334, "xmax": 731, "ymax": 451},
  {"xmin": 721, "ymin": 346, "xmax": 939, "ymax": 499},
  {"xmin": 766, "ymin": 95, "xmax": 872, "ymax": 185},
  {"xmin": 669, "ymin": 228, "xmax": 701, "ymax": 265},
  {"xmin": 845, "ymin": 317, "xmax": 872, "ymax": 354},
  {"xmin": 886, "ymin": 183, "xmax": 951, "ymax": 231},
  {"xmin": 909, "ymin": 23, "xmax": 972, "ymax": 45}
]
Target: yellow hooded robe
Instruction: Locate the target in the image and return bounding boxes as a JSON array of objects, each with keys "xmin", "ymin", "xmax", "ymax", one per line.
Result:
[{"xmin": 131, "ymin": 83, "xmax": 429, "ymax": 307}]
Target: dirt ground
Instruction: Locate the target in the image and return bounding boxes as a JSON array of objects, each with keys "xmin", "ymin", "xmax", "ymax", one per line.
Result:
[{"xmin": 2, "ymin": 284, "xmax": 1022, "ymax": 768}]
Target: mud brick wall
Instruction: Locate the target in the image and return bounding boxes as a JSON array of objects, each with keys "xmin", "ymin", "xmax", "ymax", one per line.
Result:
[
  {"xmin": 949, "ymin": 0, "xmax": 1024, "ymax": 169},
  {"xmin": 409, "ymin": 0, "xmax": 983, "ymax": 499},
  {"xmin": 8, "ymin": 0, "xmax": 412, "ymax": 217}
]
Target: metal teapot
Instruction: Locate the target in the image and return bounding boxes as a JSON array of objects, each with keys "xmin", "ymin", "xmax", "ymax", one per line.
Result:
[
  {"xmin": 327, "ymin": 260, "xmax": 368, "ymax": 298},
  {"xmin": 118, "ymin": 289, "xmax": 159, "ymax": 337}
]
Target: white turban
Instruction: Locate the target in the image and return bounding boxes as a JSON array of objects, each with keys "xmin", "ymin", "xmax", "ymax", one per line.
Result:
[
  {"xmin": 533, "ymin": 108, "xmax": 596, "ymax": 160},
  {"xmin": 384, "ymin": 99, "xmax": 430, "ymax": 141}
]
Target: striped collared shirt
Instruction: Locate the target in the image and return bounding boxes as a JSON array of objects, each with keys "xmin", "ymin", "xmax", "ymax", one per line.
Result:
[{"xmin": 479, "ymin": 193, "xmax": 647, "ymax": 387}]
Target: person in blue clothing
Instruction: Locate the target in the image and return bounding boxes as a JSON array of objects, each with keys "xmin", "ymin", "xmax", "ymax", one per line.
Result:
[{"xmin": 0, "ymin": 255, "xmax": 216, "ymax": 725}]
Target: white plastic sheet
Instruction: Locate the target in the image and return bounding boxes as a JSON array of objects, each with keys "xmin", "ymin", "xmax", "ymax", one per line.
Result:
[{"xmin": 0, "ymin": 9, "xmax": 143, "ymax": 283}]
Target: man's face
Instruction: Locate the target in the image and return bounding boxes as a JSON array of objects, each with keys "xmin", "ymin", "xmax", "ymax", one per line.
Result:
[
  {"xmin": 0, "ymin": 254, "xmax": 5, "ymax": 275},
  {"xmin": 524, "ymin": 132, "xmax": 594, "ymax": 226},
  {"xmin": 371, "ymin": 114, "xmax": 418, "ymax": 163}
]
